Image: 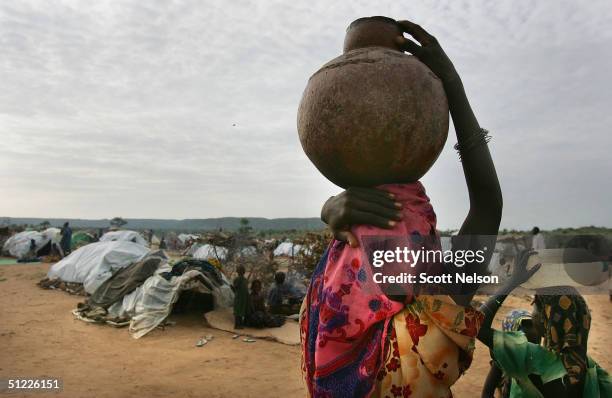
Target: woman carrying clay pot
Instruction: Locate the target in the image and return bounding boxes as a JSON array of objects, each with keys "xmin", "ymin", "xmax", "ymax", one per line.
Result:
[{"xmin": 300, "ymin": 20, "xmax": 502, "ymax": 397}]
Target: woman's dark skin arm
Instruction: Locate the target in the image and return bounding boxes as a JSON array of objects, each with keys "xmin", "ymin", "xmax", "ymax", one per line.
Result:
[
  {"xmin": 477, "ymin": 250, "xmax": 540, "ymax": 347},
  {"xmin": 396, "ymin": 22, "xmax": 501, "ymax": 305},
  {"xmin": 395, "ymin": 21, "xmax": 502, "ymax": 236},
  {"xmin": 481, "ymin": 362, "xmax": 503, "ymax": 398}
]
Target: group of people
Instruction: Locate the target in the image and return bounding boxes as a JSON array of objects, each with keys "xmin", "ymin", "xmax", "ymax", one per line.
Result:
[
  {"xmin": 232, "ymin": 267, "xmax": 303, "ymax": 329},
  {"xmin": 299, "ymin": 19, "xmax": 610, "ymax": 398}
]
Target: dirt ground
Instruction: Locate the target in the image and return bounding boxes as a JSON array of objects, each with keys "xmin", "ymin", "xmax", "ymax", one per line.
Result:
[{"xmin": 1, "ymin": 262, "xmax": 610, "ymax": 398}]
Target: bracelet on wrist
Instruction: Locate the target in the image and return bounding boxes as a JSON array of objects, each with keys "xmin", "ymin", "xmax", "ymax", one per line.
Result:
[{"xmin": 454, "ymin": 128, "xmax": 491, "ymax": 160}]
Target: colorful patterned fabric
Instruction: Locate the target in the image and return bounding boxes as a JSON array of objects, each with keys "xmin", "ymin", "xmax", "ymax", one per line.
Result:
[
  {"xmin": 375, "ymin": 296, "xmax": 483, "ymax": 398},
  {"xmin": 502, "ymin": 309, "xmax": 533, "ymax": 332},
  {"xmin": 534, "ymin": 292, "xmax": 591, "ymax": 385},
  {"xmin": 300, "ymin": 183, "xmax": 481, "ymax": 397}
]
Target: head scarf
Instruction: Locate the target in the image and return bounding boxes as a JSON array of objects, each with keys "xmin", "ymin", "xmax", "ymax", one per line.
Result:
[
  {"xmin": 534, "ymin": 289, "xmax": 591, "ymax": 385},
  {"xmin": 502, "ymin": 309, "xmax": 532, "ymax": 332}
]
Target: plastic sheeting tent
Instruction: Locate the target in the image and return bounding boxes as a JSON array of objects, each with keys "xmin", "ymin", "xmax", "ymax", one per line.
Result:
[
  {"xmin": 2, "ymin": 228, "xmax": 61, "ymax": 259},
  {"xmin": 105, "ymin": 263, "xmax": 234, "ymax": 338},
  {"xmin": 273, "ymin": 241, "xmax": 307, "ymax": 257},
  {"xmin": 235, "ymin": 246, "xmax": 257, "ymax": 258},
  {"xmin": 177, "ymin": 233, "xmax": 199, "ymax": 244},
  {"xmin": 192, "ymin": 244, "xmax": 228, "ymax": 261},
  {"xmin": 100, "ymin": 230, "xmax": 148, "ymax": 247},
  {"xmin": 185, "ymin": 242, "xmax": 201, "ymax": 256},
  {"xmin": 71, "ymin": 231, "xmax": 95, "ymax": 250},
  {"xmin": 187, "ymin": 244, "xmax": 255, "ymax": 259},
  {"xmin": 47, "ymin": 241, "xmax": 150, "ymax": 294}
]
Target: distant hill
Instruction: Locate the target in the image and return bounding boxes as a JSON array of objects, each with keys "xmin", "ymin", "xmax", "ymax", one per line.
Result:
[{"xmin": 0, "ymin": 217, "xmax": 326, "ymax": 232}]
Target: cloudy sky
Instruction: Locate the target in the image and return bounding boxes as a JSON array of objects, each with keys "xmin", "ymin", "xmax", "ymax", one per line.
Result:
[{"xmin": 1, "ymin": 0, "xmax": 611, "ymax": 229}]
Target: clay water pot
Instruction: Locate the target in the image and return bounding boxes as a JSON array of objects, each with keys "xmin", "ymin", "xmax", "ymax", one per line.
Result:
[{"xmin": 297, "ymin": 16, "xmax": 449, "ymax": 188}]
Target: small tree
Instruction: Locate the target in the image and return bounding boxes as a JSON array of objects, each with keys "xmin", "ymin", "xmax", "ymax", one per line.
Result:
[
  {"xmin": 238, "ymin": 218, "xmax": 252, "ymax": 235},
  {"xmin": 110, "ymin": 217, "xmax": 127, "ymax": 228}
]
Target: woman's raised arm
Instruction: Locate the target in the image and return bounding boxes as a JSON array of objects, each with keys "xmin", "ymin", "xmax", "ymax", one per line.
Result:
[{"xmin": 397, "ymin": 20, "xmax": 503, "ymax": 238}]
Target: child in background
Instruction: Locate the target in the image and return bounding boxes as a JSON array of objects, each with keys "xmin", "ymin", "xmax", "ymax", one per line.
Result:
[{"xmin": 232, "ymin": 265, "xmax": 248, "ymax": 329}]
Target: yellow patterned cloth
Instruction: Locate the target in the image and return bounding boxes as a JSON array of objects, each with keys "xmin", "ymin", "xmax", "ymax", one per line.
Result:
[
  {"xmin": 534, "ymin": 292, "xmax": 591, "ymax": 385},
  {"xmin": 374, "ymin": 295, "xmax": 482, "ymax": 398}
]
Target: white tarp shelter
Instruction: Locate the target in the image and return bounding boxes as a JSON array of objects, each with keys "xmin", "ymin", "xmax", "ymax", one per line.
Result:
[
  {"xmin": 236, "ymin": 245, "xmax": 257, "ymax": 258},
  {"xmin": 100, "ymin": 230, "xmax": 148, "ymax": 247},
  {"xmin": 192, "ymin": 244, "xmax": 228, "ymax": 261},
  {"xmin": 107, "ymin": 265, "xmax": 234, "ymax": 338},
  {"xmin": 177, "ymin": 233, "xmax": 199, "ymax": 244},
  {"xmin": 47, "ymin": 241, "xmax": 150, "ymax": 294},
  {"xmin": 2, "ymin": 228, "xmax": 61, "ymax": 259},
  {"xmin": 273, "ymin": 241, "xmax": 304, "ymax": 257},
  {"xmin": 185, "ymin": 242, "xmax": 201, "ymax": 256}
]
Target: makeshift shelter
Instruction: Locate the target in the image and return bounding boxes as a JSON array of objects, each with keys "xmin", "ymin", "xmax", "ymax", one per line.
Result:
[
  {"xmin": 164, "ymin": 231, "xmax": 179, "ymax": 250},
  {"xmin": 151, "ymin": 234, "xmax": 161, "ymax": 246},
  {"xmin": 47, "ymin": 241, "xmax": 150, "ymax": 294},
  {"xmin": 71, "ymin": 231, "xmax": 95, "ymax": 250},
  {"xmin": 177, "ymin": 233, "xmax": 199, "ymax": 246},
  {"xmin": 185, "ymin": 242, "xmax": 201, "ymax": 256},
  {"xmin": 100, "ymin": 230, "xmax": 148, "ymax": 247},
  {"xmin": 273, "ymin": 241, "xmax": 304, "ymax": 257},
  {"xmin": 87, "ymin": 251, "xmax": 167, "ymax": 308},
  {"xmin": 236, "ymin": 245, "xmax": 257, "ymax": 257},
  {"xmin": 2, "ymin": 228, "xmax": 61, "ymax": 259},
  {"xmin": 192, "ymin": 244, "xmax": 228, "ymax": 261},
  {"xmin": 73, "ymin": 258, "xmax": 234, "ymax": 338}
]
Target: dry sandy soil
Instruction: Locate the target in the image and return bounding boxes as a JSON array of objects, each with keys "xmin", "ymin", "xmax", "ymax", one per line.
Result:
[{"xmin": 1, "ymin": 262, "xmax": 610, "ymax": 398}]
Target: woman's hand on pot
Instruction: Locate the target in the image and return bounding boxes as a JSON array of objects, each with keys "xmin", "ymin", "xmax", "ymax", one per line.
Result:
[
  {"xmin": 395, "ymin": 20, "xmax": 459, "ymax": 85},
  {"xmin": 321, "ymin": 187, "xmax": 403, "ymax": 248}
]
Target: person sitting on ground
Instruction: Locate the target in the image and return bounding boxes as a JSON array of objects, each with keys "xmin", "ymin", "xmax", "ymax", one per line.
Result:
[
  {"xmin": 232, "ymin": 265, "xmax": 248, "ymax": 329},
  {"xmin": 477, "ymin": 250, "xmax": 611, "ymax": 397},
  {"xmin": 249, "ymin": 280, "xmax": 266, "ymax": 313},
  {"xmin": 267, "ymin": 272, "xmax": 300, "ymax": 315},
  {"xmin": 245, "ymin": 279, "xmax": 285, "ymax": 329}
]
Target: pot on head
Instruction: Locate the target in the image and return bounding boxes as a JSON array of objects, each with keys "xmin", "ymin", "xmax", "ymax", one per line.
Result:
[{"xmin": 297, "ymin": 16, "xmax": 449, "ymax": 188}]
